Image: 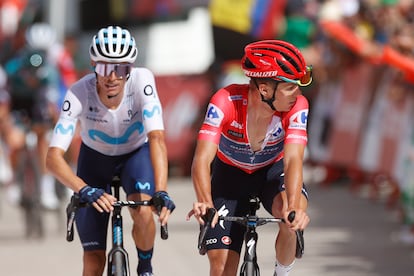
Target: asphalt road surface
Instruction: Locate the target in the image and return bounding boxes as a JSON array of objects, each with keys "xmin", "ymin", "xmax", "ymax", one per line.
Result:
[{"xmin": 1, "ymin": 178, "xmax": 413, "ymax": 275}]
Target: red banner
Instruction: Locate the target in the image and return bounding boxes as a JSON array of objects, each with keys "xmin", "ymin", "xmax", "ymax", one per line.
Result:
[
  {"xmin": 326, "ymin": 62, "xmax": 374, "ymax": 167},
  {"xmin": 156, "ymin": 74, "xmax": 212, "ymax": 174}
]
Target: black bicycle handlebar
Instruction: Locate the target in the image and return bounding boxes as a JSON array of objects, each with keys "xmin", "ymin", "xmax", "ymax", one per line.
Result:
[
  {"xmin": 198, "ymin": 208, "xmax": 217, "ymax": 255},
  {"xmin": 222, "ymin": 215, "xmax": 284, "ymax": 225},
  {"xmin": 66, "ymin": 194, "xmax": 80, "ymax": 242},
  {"xmin": 112, "ymin": 200, "xmax": 152, "ymax": 207},
  {"xmin": 288, "ymin": 211, "xmax": 304, "ymax": 258},
  {"xmin": 151, "ymin": 196, "xmax": 169, "ymax": 240},
  {"xmin": 197, "ymin": 207, "xmax": 304, "ymax": 258},
  {"xmin": 65, "ymin": 195, "xmax": 169, "ymax": 242}
]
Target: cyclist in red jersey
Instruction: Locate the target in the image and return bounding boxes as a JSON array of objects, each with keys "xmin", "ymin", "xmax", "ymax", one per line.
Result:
[{"xmin": 187, "ymin": 40, "xmax": 312, "ymax": 276}]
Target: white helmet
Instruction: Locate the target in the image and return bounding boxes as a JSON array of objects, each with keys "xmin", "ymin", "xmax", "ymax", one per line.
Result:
[
  {"xmin": 89, "ymin": 26, "xmax": 138, "ymax": 64},
  {"xmin": 25, "ymin": 22, "xmax": 56, "ymax": 50}
]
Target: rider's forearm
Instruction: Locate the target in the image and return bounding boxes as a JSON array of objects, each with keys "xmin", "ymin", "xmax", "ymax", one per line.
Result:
[
  {"xmin": 284, "ymin": 161, "xmax": 304, "ymax": 210},
  {"xmin": 191, "ymin": 139, "xmax": 217, "ymax": 206},
  {"xmin": 283, "ymin": 143, "xmax": 306, "ymax": 210},
  {"xmin": 191, "ymin": 158, "xmax": 213, "ymax": 205},
  {"xmin": 46, "ymin": 147, "xmax": 87, "ymax": 193},
  {"xmin": 148, "ymin": 130, "xmax": 168, "ymax": 192}
]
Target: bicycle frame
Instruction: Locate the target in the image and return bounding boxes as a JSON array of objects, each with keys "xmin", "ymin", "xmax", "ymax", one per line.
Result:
[
  {"xmin": 107, "ymin": 197, "xmax": 131, "ymax": 276},
  {"xmin": 198, "ymin": 197, "xmax": 304, "ymax": 276},
  {"xmin": 66, "ymin": 175, "xmax": 168, "ymax": 276}
]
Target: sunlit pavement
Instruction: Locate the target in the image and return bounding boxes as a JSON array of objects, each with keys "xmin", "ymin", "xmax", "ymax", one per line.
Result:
[{"xmin": 1, "ymin": 177, "xmax": 413, "ymax": 275}]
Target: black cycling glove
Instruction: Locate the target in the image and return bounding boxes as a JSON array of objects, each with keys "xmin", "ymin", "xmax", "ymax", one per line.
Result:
[
  {"xmin": 78, "ymin": 185, "xmax": 105, "ymax": 204},
  {"xmin": 152, "ymin": 191, "xmax": 176, "ymax": 212}
]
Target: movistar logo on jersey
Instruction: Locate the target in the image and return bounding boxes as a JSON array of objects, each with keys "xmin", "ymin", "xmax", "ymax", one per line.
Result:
[
  {"xmin": 88, "ymin": 121, "xmax": 144, "ymax": 144},
  {"xmin": 55, "ymin": 123, "xmax": 75, "ymax": 136},
  {"xmin": 143, "ymin": 105, "xmax": 161, "ymax": 119},
  {"xmin": 204, "ymin": 103, "xmax": 224, "ymax": 127}
]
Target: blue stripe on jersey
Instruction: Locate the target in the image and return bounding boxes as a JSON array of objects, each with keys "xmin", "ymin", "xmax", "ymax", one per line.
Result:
[{"xmin": 218, "ymin": 132, "xmax": 284, "ymax": 169}]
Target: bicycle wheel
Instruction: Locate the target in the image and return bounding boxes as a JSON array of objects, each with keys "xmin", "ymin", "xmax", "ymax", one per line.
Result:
[
  {"xmin": 23, "ymin": 200, "xmax": 44, "ymax": 238},
  {"xmin": 239, "ymin": 261, "xmax": 260, "ymax": 276},
  {"xmin": 108, "ymin": 251, "xmax": 128, "ymax": 276},
  {"xmin": 19, "ymin": 148, "xmax": 43, "ymax": 239}
]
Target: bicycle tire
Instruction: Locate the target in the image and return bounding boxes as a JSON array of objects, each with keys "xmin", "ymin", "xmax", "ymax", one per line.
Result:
[
  {"xmin": 24, "ymin": 201, "xmax": 44, "ymax": 238},
  {"xmin": 108, "ymin": 251, "xmax": 128, "ymax": 276},
  {"xmin": 239, "ymin": 261, "xmax": 260, "ymax": 276},
  {"xmin": 19, "ymin": 149, "xmax": 43, "ymax": 239}
]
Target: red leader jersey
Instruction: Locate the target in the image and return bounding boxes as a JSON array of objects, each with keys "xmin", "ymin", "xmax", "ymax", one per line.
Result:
[{"xmin": 198, "ymin": 84, "xmax": 309, "ymax": 174}]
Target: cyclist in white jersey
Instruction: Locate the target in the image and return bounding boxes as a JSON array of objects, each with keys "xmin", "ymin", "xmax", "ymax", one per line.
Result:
[{"xmin": 46, "ymin": 26, "xmax": 175, "ymax": 276}]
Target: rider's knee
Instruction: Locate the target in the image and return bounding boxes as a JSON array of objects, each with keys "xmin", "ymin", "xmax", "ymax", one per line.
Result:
[
  {"xmin": 271, "ymin": 192, "xmax": 308, "ymax": 218},
  {"xmin": 130, "ymin": 206, "xmax": 154, "ymax": 225},
  {"xmin": 83, "ymin": 250, "xmax": 106, "ymax": 272},
  {"xmin": 208, "ymin": 249, "xmax": 239, "ymax": 275},
  {"xmin": 271, "ymin": 194, "xmax": 285, "ymax": 218}
]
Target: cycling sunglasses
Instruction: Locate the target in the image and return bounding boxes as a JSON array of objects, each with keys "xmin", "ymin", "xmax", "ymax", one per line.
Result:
[
  {"xmin": 276, "ymin": 66, "xmax": 313, "ymax": 87},
  {"xmin": 95, "ymin": 63, "xmax": 132, "ymax": 79}
]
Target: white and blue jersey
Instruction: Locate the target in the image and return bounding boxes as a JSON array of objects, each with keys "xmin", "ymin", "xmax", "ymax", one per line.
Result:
[
  {"xmin": 49, "ymin": 67, "xmax": 164, "ymax": 155},
  {"xmin": 49, "ymin": 68, "xmax": 164, "ymax": 251}
]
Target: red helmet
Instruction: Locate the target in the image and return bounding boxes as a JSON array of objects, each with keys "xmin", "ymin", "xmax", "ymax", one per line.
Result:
[{"xmin": 241, "ymin": 40, "xmax": 312, "ymax": 86}]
